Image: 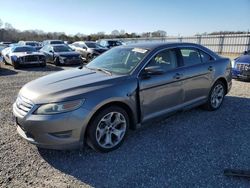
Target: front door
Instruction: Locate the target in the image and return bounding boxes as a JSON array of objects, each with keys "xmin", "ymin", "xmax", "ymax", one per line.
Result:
[{"xmin": 139, "ymin": 48, "xmax": 185, "ymax": 122}]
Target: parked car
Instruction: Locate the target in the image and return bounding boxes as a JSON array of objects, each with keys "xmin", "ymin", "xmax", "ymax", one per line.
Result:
[
  {"xmin": 232, "ymin": 50, "xmax": 250, "ymax": 80},
  {"xmin": 18, "ymin": 41, "xmax": 42, "ymax": 50},
  {"xmin": 0, "ymin": 44, "xmax": 9, "ymax": 55},
  {"xmin": 42, "ymin": 40, "xmax": 64, "ymax": 46},
  {"xmin": 2, "ymin": 45, "xmax": 46, "ymax": 69},
  {"xmin": 0, "ymin": 42, "xmax": 12, "ymax": 45},
  {"xmin": 70, "ymin": 41, "xmax": 108, "ymax": 62},
  {"xmin": 13, "ymin": 42, "xmax": 232, "ymax": 152},
  {"xmin": 40, "ymin": 44, "xmax": 83, "ymax": 65},
  {"xmin": 97, "ymin": 39, "xmax": 123, "ymax": 49}
]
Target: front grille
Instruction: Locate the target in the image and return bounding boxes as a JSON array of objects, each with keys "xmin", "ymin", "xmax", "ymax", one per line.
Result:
[
  {"xmin": 38, "ymin": 55, "xmax": 45, "ymax": 61},
  {"xmin": 24, "ymin": 55, "xmax": 38, "ymax": 62},
  {"xmin": 236, "ymin": 63, "xmax": 247, "ymax": 71},
  {"xmin": 14, "ymin": 95, "xmax": 34, "ymax": 118}
]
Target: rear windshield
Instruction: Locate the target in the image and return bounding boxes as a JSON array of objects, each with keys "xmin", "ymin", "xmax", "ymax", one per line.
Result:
[{"xmin": 85, "ymin": 42, "xmax": 102, "ymax": 48}]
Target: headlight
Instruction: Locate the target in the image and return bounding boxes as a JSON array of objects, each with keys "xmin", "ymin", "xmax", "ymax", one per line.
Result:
[
  {"xmin": 245, "ymin": 64, "xmax": 250, "ymax": 71},
  {"xmin": 35, "ymin": 99, "xmax": 84, "ymax": 115},
  {"xmin": 11, "ymin": 55, "xmax": 18, "ymax": 62},
  {"xmin": 231, "ymin": 60, "xmax": 235, "ymax": 68},
  {"xmin": 59, "ymin": 56, "xmax": 66, "ymax": 63}
]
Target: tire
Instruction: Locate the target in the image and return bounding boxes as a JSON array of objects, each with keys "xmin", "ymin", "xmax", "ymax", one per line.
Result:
[
  {"xmin": 40, "ymin": 62, "xmax": 46, "ymax": 67},
  {"xmin": 54, "ymin": 57, "xmax": 61, "ymax": 66},
  {"xmin": 87, "ymin": 106, "xmax": 129, "ymax": 152},
  {"xmin": 13, "ymin": 61, "xmax": 20, "ymax": 69},
  {"xmin": 203, "ymin": 80, "xmax": 226, "ymax": 111},
  {"xmin": 86, "ymin": 54, "xmax": 92, "ymax": 62},
  {"xmin": 3, "ymin": 58, "xmax": 7, "ymax": 65}
]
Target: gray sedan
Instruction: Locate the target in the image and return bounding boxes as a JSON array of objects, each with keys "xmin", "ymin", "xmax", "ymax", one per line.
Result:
[{"xmin": 13, "ymin": 42, "xmax": 232, "ymax": 152}]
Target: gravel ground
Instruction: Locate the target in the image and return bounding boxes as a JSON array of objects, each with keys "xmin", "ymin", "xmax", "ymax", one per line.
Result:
[{"xmin": 0, "ymin": 63, "xmax": 250, "ymax": 188}]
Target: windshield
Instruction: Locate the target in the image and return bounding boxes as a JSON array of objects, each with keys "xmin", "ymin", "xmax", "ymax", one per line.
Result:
[
  {"xmin": 51, "ymin": 41, "xmax": 64, "ymax": 45},
  {"xmin": 86, "ymin": 47, "xmax": 149, "ymax": 74},
  {"xmin": 13, "ymin": 46, "xmax": 36, "ymax": 52},
  {"xmin": 53, "ymin": 45, "xmax": 73, "ymax": 52},
  {"xmin": 85, "ymin": 42, "xmax": 102, "ymax": 48},
  {"xmin": 108, "ymin": 41, "xmax": 122, "ymax": 46},
  {"xmin": 26, "ymin": 42, "xmax": 39, "ymax": 47}
]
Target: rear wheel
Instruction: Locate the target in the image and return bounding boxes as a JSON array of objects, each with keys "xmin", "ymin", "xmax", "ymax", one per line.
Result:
[
  {"xmin": 40, "ymin": 62, "xmax": 46, "ymax": 67},
  {"xmin": 203, "ymin": 80, "xmax": 226, "ymax": 111},
  {"xmin": 87, "ymin": 106, "xmax": 129, "ymax": 152}
]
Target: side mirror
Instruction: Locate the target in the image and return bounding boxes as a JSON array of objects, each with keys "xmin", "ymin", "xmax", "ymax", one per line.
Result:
[
  {"xmin": 143, "ymin": 66, "xmax": 165, "ymax": 75},
  {"xmin": 49, "ymin": 50, "xmax": 54, "ymax": 53},
  {"xmin": 82, "ymin": 47, "xmax": 87, "ymax": 50},
  {"xmin": 243, "ymin": 51, "xmax": 248, "ymax": 55}
]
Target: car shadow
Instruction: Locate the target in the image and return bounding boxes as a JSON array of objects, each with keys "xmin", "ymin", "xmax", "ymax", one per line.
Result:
[
  {"xmin": 17, "ymin": 64, "xmax": 64, "ymax": 72},
  {"xmin": 0, "ymin": 66, "xmax": 18, "ymax": 76},
  {"xmin": 38, "ymin": 96, "xmax": 250, "ymax": 187}
]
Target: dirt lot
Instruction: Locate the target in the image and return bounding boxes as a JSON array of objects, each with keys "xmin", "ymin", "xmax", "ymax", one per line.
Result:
[{"xmin": 0, "ymin": 63, "xmax": 250, "ymax": 187}]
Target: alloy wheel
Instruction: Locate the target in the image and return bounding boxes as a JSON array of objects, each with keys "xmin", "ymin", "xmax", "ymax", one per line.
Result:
[{"xmin": 95, "ymin": 112, "xmax": 127, "ymax": 149}]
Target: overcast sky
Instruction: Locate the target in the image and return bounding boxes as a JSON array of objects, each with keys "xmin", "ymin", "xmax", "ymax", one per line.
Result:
[{"xmin": 0, "ymin": 0, "xmax": 250, "ymax": 36}]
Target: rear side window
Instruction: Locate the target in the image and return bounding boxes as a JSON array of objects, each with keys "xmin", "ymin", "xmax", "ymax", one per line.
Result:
[{"xmin": 180, "ymin": 48, "xmax": 202, "ymax": 66}]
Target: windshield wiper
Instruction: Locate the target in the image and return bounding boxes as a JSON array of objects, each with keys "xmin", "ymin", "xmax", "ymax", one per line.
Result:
[
  {"xmin": 84, "ymin": 66, "xmax": 112, "ymax": 76},
  {"xmin": 96, "ymin": 68, "xmax": 112, "ymax": 76}
]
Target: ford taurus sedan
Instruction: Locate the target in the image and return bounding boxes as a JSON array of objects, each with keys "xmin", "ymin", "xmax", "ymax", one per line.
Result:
[{"xmin": 13, "ymin": 42, "xmax": 232, "ymax": 152}]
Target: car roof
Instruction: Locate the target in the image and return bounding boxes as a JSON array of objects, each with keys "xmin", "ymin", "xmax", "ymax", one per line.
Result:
[
  {"xmin": 119, "ymin": 42, "xmax": 220, "ymax": 58},
  {"xmin": 121, "ymin": 42, "xmax": 207, "ymax": 50}
]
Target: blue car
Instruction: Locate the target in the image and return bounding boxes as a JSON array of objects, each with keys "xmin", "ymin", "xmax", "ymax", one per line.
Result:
[{"xmin": 232, "ymin": 50, "xmax": 250, "ymax": 80}]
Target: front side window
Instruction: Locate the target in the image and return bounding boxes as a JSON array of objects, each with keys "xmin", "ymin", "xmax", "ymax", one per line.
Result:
[
  {"xmin": 180, "ymin": 48, "xmax": 202, "ymax": 66},
  {"xmin": 146, "ymin": 49, "xmax": 178, "ymax": 71},
  {"xmin": 87, "ymin": 47, "xmax": 149, "ymax": 74}
]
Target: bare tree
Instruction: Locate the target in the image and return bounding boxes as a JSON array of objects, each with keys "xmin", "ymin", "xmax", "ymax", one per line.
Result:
[
  {"xmin": 111, "ymin": 30, "xmax": 120, "ymax": 36},
  {"xmin": 4, "ymin": 22, "xmax": 14, "ymax": 30}
]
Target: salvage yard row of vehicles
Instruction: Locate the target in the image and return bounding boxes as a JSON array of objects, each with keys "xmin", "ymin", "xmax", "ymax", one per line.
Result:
[{"xmin": 0, "ymin": 39, "xmax": 123, "ymax": 69}]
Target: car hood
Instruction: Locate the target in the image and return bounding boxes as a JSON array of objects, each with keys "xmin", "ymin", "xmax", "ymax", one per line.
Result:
[
  {"xmin": 19, "ymin": 67, "xmax": 127, "ymax": 104},
  {"xmin": 12, "ymin": 51, "xmax": 44, "ymax": 57},
  {"xmin": 235, "ymin": 55, "xmax": 250, "ymax": 63},
  {"xmin": 55, "ymin": 51, "xmax": 80, "ymax": 58}
]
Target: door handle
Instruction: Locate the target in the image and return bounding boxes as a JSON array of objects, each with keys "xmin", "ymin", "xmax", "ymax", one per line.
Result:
[
  {"xmin": 208, "ymin": 66, "xmax": 213, "ymax": 71},
  {"xmin": 173, "ymin": 73, "xmax": 183, "ymax": 79}
]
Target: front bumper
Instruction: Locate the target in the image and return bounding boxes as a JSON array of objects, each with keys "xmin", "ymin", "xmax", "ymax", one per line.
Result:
[
  {"xmin": 232, "ymin": 69, "xmax": 250, "ymax": 80},
  {"xmin": 13, "ymin": 103, "xmax": 91, "ymax": 150},
  {"xmin": 60, "ymin": 57, "xmax": 83, "ymax": 65}
]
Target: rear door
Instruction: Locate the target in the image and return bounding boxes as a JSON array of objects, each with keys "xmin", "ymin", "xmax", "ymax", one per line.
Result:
[
  {"xmin": 178, "ymin": 47, "xmax": 214, "ymax": 104},
  {"xmin": 139, "ymin": 48, "xmax": 185, "ymax": 122}
]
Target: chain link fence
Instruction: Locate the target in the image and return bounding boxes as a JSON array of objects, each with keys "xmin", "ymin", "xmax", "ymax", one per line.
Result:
[{"xmin": 119, "ymin": 34, "xmax": 250, "ymax": 55}]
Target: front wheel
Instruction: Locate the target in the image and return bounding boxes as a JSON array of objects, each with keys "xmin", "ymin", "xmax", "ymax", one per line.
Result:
[
  {"xmin": 87, "ymin": 106, "xmax": 129, "ymax": 152},
  {"xmin": 13, "ymin": 61, "xmax": 20, "ymax": 69},
  {"xmin": 203, "ymin": 80, "xmax": 226, "ymax": 111},
  {"xmin": 54, "ymin": 57, "xmax": 61, "ymax": 66}
]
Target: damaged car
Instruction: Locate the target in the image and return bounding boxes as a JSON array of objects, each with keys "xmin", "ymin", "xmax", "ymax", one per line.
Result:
[{"xmin": 2, "ymin": 45, "xmax": 46, "ymax": 69}]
